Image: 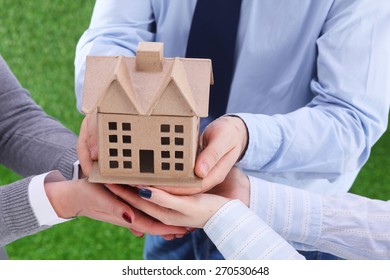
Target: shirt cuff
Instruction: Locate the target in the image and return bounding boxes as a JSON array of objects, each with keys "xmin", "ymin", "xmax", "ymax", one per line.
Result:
[
  {"xmin": 72, "ymin": 160, "xmax": 80, "ymax": 180},
  {"xmin": 232, "ymin": 113, "xmax": 281, "ymax": 170},
  {"xmin": 28, "ymin": 171, "xmax": 73, "ymax": 226}
]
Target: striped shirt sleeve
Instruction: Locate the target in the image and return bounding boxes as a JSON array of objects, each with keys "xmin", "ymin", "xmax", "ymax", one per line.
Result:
[
  {"xmin": 249, "ymin": 176, "xmax": 390, "ymax": 259},
  {"xmin": 204, "ymin": 200, "xmax": 304, "ymax": 260}
]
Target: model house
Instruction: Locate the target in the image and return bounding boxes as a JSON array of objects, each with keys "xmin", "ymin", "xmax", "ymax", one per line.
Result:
[{"xmin": 81, "ymin": 42, "xmax": 213, "ymax": 187}]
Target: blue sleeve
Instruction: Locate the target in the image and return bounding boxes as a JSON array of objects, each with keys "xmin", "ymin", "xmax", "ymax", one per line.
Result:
[
  {"xmin": 236, "ymin": 1, "xmax": 390, "ymax": 180},
  {"xmin": 74, "ymin": 0, "xmax": 155, "ymax": 111}
]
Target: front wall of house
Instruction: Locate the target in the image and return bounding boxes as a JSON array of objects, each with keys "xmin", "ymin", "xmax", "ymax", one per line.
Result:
[{"xmin": 98, "ymin": 113, "xmax": 199, "ymax": 179}]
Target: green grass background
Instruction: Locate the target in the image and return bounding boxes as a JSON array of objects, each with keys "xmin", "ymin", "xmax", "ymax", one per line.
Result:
[
  {"xmin": 0, "ymin": 0, "xmax": 389, "ymax": 260},
  {"xmin": 0, "ymin": 0, "xmax": 144, "ymax": 260}
]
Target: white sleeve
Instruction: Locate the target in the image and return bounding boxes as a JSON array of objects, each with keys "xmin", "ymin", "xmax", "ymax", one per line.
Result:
[
  {"xmin": 204, "ymin": 200, "xmax": 305, "ymax": 260},
  {"xmin": 28, "ymin": 171, "xmax": 72, "ymax": 226}
]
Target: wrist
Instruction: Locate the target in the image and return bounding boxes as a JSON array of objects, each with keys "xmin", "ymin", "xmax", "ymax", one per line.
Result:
[
  {"xmin": 241, "ymin": 173, "xmax": 250, "ymax": 207},
  {"xmin": 44, "ymin": 180, "xmax": 78, "ymax": 219},
  {"xmin": 201, "ymin": 195, "xmax": 232, "ymax": 228},
  {"xmin": 224, "ymin": 115, "xmax": 249, "ymax": 161}
]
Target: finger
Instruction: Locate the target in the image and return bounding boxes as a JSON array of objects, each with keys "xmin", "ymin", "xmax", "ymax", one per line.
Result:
[
  {"xmin": 105, "ymin": 184, "xmax": 159, "ymax": 221},
  {"xmin": 195, "ymin": 139, "xmax": 232, "ymax": 179},
  {"xmin": 86, "ymin": 112, "xmax": 99, "ymax": 160},
  {"xmin": 77, "ymin": 118, "xmax": 94, "ymax": 176},
  {"xmin": 131, "ymin": 207, "xmax": 187, "ymax": 235},
  {"xmin": 195, "ymin": 127, "xmax": 235, "ymax": 178},
  {"xmin": 196, "ymin": 116, "xmax": 248, "ymax": 180},
  {"xmin": 109, "ymin": 185, "xmax": 171, "ymax": 222},
  {"xmin": 138, "ymin": 188, "xmax": 190, "ymax": 213},
  {"xmin": 161, "ymin": 234, "xmax": 175, "ymax": 240},
  {"xmin": 155, "ymin": 184, "xmax": 207, "ymax": 195},
  {"xmin": 105, "ymin": 184, "xmax": 139, "ymax": 201},
  {"xmin": 92, "ymin": 184, "xmax": 136, "ymax": 226},
  {"xmin": 201, "ymin": 148, "xmax": 241, "ymax": 190},
  {"xmin": 106, "ymin": 184, "xmax": 187, "ymax": 234},
  {"xmin": 110, "ymin": 185, "xmax": 191, "ymax": 227},
  {"xmin": 134, "ymin": 183, "xmax": 206, "ymax": 196},
  {"xmin": 129, "ymin": 229, "xmax": 144, "ymax": 237}
]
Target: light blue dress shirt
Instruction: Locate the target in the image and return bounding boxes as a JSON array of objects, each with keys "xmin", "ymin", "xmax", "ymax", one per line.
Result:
[
  {"xmin": 204, "ymin": 176, "xmax": 390, "ymax": 259},
  {"xmin": 75, "ymin": 0, "xmax": 390, "ymax": 195}
]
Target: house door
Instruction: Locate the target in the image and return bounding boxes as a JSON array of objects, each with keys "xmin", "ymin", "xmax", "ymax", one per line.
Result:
[{"xmin": 139, "ymin": 150, "xmax": 154, "ymax": 173}]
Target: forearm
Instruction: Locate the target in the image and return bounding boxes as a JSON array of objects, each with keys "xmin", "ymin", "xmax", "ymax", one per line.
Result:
[
  {"xmin": 313, "ymin": 193, "xmax": 390, "ymax": 259},
  {"xmin": 235, "ymin": 1, "xmax": 390, "ymax": 180},
  {"xmin": 236, "ymin": 104, "xmax": 386, "ymax": 180},
  {"xmin": 249, "ymin": 176, "xmax": 322, "ymax": 247},
  {"xmin": 204, "ymin": 200, "xmax": 304, "ymax": 260},
  {"xmin": 250, "ymin": 176, "xmax": 390, "ymax": 259},
  {"xmin": 0, "ymin": 56, "xmax": 78, "ymax": 179}
]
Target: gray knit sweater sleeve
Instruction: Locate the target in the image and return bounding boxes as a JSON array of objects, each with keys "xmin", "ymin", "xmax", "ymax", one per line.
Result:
[
  {"xmin": 0, "ymin": 177, "xmax": 49, "ymax": 247},
  {"xmin": 0, "ymin": 55, "xmax": 78, "ymax": 246}
]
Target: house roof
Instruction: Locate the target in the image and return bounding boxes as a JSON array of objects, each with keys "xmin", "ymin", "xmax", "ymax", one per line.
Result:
[{"xmin": 82, "ymin": 47, "xmax": 213, "ymax": 117}]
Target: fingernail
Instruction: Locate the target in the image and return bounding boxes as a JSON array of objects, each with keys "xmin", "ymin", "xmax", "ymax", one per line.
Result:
[
  {"xmin": 128, "ymin": 229, "xmax": 144, "ymax": 237},
  {"xmin": 200, "ymin": 162, "xmax": 209, "ymax": 176},
  {"xmin": 138, "ymin": 188, "xmax": 152, "ymax": 199},
  {"xmin": 122, "ymin": 213, "xmax": 132, "ymax": 224}
]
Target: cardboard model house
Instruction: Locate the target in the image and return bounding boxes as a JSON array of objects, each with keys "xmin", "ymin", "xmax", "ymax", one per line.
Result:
[{"xmin": 82, "ymin": 42, "xmax": 213, "ymax": 187}]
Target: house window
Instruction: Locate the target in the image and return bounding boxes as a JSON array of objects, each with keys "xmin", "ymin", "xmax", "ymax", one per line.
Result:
[
  {"xmin": 175, "ymin": 137, "xmax": 184, "ymax": 146},
  {"xmin": 123, "ymin": 149, "xmax": 132, "ymax": 157},
  {"xmin": 123, "ymin": 161, "xmax": 132, "ymax": 169},
  {"xmin": 161, "ymin": 124, "xmax": 170, "ymax": 133},
  {"xmin": 161, "ymin": 151, "xmax": 170, "ymax": 158},
  {"xmin": 122, "ymin": 135, "xmax": 132, "ymax": 143},
  {"xmin": 161, "ymin": 162, "xmax": 170, "ymax": 170},
  {"xmin": 109, "ymin": 161, "xmax": 119, "ymax": 168},
  {"xmin": 161, "ymin": 137, "xmax": 170, "ymax": 145},
  {"xmin": 108, "ymin": 122, "xmax": 117, "ymax": 130},
  {"xmin": 122, "ymin": 123, "xmax": 131, "ymax": 131},
  {"xmin": 175, "ymin": 163, "xmax": 184, "ymax": 171},
  {"xmin": 109, "ymin": 149, "xmax": 118, "ymax": 157},
  {"xmin": 175, "ymin": 125, "xmax": 184, "ymax": 133},
  {"xmin": 175, "ymin": 151, "xmax": 183, "ymax": 159},
  {"xmin": 109, "ymin": 135, "xmax": 118, "ymax": 143}
]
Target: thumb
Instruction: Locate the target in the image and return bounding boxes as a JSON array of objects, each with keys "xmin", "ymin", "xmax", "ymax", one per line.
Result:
[
  {"xmin": 195, "ymin": 131, "xmax": 234, "ymax": 179},
  {"xmin": 77, "ymin": 117, "xmax": 94, "ymax": 176},
  {"xmin": 86, "ymin": 111, "xmax": 99, "ymax": 160}
]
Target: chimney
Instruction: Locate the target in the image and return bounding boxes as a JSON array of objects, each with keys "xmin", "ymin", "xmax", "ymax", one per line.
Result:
[{"xmin": 136, "ymin": 42, "xmax": 163, "ymax": 72}]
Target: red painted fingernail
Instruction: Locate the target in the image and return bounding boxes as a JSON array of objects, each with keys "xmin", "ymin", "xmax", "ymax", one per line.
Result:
[{"xmin": 122, "ymin": 213, "xmax": 132, "ymax": 224}]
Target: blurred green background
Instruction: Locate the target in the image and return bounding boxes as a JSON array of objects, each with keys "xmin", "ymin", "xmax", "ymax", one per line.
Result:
[
  {"xmin": 0, "ymin": 0, "xmax": 144, "ymax": 260},
  {"xmin": 0, "ymin": 0, "xmax": 389, "ymax": 260}
]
